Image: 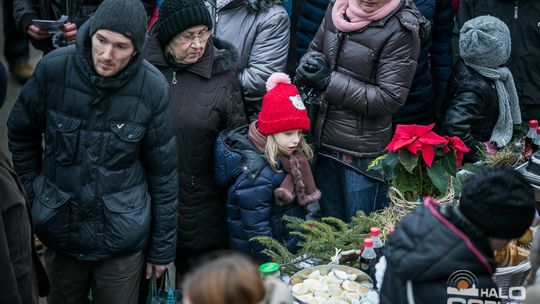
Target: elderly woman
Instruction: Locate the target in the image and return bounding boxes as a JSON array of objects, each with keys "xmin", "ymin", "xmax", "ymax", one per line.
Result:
[
  {"xmin": 295, "ymin": 0, "xmax": 429, "ymax": 221},
  {"xmin": 145, "ymin": 0, "xmax": 246, "ymax": 279}
]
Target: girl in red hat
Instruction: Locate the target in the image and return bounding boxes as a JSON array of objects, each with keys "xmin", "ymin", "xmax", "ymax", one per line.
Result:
[{"xmin": 215, "ymin": 73, "xmax": 321, "ymax": 262}]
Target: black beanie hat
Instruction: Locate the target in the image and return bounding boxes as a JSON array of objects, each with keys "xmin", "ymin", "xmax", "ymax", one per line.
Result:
[
  {"xmin": 157, "ymin": 0, "xmax": 213, "ymax": 46},
  {"xmin": 459, "ymin": 167, "xmax": 536, "ymax": 239},
  {"xmin": 89, "ymin": 0, "xmax": 147, "ymax": 51}
]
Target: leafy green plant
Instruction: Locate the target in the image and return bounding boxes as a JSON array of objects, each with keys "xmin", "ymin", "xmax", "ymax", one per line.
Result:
[{"xmin": 368, "ymin": 124, "xmax": 470, "ymax": 201}]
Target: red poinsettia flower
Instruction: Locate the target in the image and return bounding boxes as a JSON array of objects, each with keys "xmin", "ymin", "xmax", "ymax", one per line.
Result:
[
  {"xmin": 445, "ymin": 136, "xmax": 470, "ymax": 169},
  {"xmin": 385, "ymin": 124, "xmax": 447, "ymax": 167}
]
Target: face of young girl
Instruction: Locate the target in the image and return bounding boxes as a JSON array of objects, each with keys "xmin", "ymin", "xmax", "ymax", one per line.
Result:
[{"xmin": 273, "ymin": 130, "xmax": 302, "ymax": 154}]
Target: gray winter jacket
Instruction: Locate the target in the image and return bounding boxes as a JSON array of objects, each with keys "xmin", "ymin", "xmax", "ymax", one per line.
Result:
[
  {"xmin": 205, "ymin": 0, "xmax": 290, "ymax": 114},
  {"xmin": 7, "ymin": 19, "xmax": 178, "ymax": 264}
]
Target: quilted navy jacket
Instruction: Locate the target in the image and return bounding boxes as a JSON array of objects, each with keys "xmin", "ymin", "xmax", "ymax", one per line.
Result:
[{"xmin": 215, "ymin": 125, "xmax": 304, "ymax": 262}]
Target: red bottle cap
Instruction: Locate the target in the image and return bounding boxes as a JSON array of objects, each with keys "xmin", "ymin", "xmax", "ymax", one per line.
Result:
[
  {"xmin": 370, "ymin": 227, "xmax": 380, "ymax": 236},
  {"xmin": 363, "ymin": 238, "xmax": 373, "ymax": 248},
  {"xmin": 530, "ymin": 120, "xmax": 538, "ymax": 128},
  {"xmin": 536, "ymin": 127, "xmax": 540, "ymax": 135}
]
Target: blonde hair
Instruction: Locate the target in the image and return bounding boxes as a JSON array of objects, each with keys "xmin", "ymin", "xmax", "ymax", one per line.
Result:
[
  {"xmin": 182, "ymin": 254, "xmax": 265, "ymax": 304},
  {"xmin": 265, "ymin": 133, "xmax": 314, "ymax": 171}
]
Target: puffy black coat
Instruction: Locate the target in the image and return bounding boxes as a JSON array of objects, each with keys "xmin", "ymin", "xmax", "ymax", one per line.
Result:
[
  {"xmin": 453, "ymin": 0, "xmax": 540, "ymax": 120},
  {"xmin": 145, "ymin": 31, "xmax": 246, "ymax": 250},
  {"xmin": 214, "ymin": 125, "xmax": 304, "ymax": 262},
  {"xmin": 306, "ymin": 0, "xmax": 427, "ymax": 157},
  {"xmin": 441, "ymin": 60, "xmax": 499, "ymax": 163},
  {"xmin": 7, "ymin": 20, "xmax": 179, "ymax": 264},
  {"xmin": 393, "ymin": 0, "xmax": 454, "ymax": 125},
  {"xmin": 380, "ymin": 199, "xmax": 500, "ymax": 304}
]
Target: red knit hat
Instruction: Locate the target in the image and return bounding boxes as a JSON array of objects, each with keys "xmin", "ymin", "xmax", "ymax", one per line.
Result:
[{"xmin": 258, "ymin": 73, "xmax": 310, "ymax": 135}]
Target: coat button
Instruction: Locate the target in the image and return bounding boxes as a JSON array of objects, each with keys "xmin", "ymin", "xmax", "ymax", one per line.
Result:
[
  {"xmin": 537, "ymin": 21, "xmax": 540, "ymax": 27},
  {"xmin": 58, "ymin": 123, "xmax": 63, "ymax": 128},
  {"xmin": 128, "ymin": 134, "xmax": 134, "ymax": 139}
]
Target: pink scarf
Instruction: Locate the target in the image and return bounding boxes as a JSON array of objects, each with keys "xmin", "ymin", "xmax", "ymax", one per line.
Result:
[{"xmin": 332, "ymin": 0, "xmax": 401, "ymax": 32}]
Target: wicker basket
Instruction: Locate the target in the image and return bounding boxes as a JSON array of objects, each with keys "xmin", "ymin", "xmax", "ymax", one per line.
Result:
[
  {"xmin": 378, "ymin": 180, "xmax": 456, "ymax": 237},
  {"xmin": 493, "ymin": 261, "xmax": 531, "ymax": 296}
]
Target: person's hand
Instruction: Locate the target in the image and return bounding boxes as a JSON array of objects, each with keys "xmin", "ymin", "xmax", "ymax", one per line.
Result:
[
  {"xmin": 26, "ymin": 24, "xmax": 50, "ymax": 40},
  {"xmin": 146, "ymin": 262, "xmax": 168, "ymax": 279},
  {"xmin": 63, "ymin": 22, "xmax": 78, "ymax": 44},
  {"xmin": 296, "ymin": 55, "xmax": 331, "ymax": 90}
]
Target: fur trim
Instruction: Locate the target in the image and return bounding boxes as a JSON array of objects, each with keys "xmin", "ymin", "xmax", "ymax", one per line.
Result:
[
  {"xmin": 300, "ymin": 190, "xmax": 321, "ymax": 206},
  {"xmin": 266, "ymin": 72, "xmax": 291, "ymax": 91},
  {"xmin": 244, "ymin": 0, "xmax": 284, "ymax": 13},
  {"xmin": 275, "ymin": 188, "xmax": 295, "ymax": 205},
  {"xmin": 211, "ymin": 37, "xmax": 239, "ymax": 75}
]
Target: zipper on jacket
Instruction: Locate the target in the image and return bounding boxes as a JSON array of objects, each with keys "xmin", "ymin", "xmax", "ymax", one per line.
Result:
[
  {"xmin": 172, "ymin": 71, "xmax": 177, "ymax": 85},
  {"xmin": 514, "ymin": 1, "xmax": 519, "ymax": 19}
]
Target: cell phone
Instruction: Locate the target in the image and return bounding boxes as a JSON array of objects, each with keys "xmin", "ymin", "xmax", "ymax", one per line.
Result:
[{"xmin": 32, "ymin": 15, "xmax": 68, "ymax": 32}]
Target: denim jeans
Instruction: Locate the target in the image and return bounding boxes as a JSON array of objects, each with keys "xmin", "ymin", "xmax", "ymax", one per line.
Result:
[
  {"xmin": 3, "ymin": 0, "xmax": 30, "ymax": 64},
  {"xmin": 314, "ymin": 155, "xmax": 388, "ymax": 222}
]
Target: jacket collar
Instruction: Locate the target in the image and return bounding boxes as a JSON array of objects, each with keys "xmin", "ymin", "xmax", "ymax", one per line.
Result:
[{"xmin": 145, "ymin": 28, "xmax": 238, "ymax": 79}]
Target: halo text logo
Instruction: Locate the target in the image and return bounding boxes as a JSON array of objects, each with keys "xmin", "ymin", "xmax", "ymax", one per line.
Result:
[{"xmin": 446, "ymin": 270, "xmax": 526, "ymax": 303}]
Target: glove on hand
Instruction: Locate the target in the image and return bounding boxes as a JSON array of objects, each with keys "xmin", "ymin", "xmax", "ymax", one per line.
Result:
[{"xmin": 296, "ymin": 55, "xmax": 331, "ymax": 90}]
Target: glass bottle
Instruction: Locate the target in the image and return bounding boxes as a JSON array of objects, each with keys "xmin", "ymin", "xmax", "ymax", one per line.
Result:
[
  {"xmin": 370, "ymin": 227, "xmax": 384, "ymax": 259},
  {"xmin": 359, "ymin": 238, "xmax": 377, "ymax": 279},
  {"xmin": 534, "ymin": 127, "xmax": 540, "ymax": 153},
  {"xmin": 525, "ymin": 120, "xmax": 538, "ymax": 158}
]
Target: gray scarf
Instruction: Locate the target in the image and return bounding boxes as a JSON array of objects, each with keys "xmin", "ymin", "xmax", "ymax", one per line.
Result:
[
  {"xmin": 459, "ymin": 16, "xmax": 520, "ymax": 148},
  {"xmin": 464, "ymin": 62, "xmax": 521, "ymax": 147}
]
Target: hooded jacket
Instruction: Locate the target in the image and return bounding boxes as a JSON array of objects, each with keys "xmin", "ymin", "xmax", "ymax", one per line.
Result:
[
  {"xmin": 204, "ymin": 0, "xmax": 290, "ymax": 113},
  {"xmin": 380, "ymin": 198, "xmax": 500, "ymax": 304},
  {"xmin": 13, "ymin": 0, "xmax": 156, "ymax": 53},
  {"xmin": 7, "ymin": 18, "xmax": 179, "ymax": 264},
  {"xmin": 453, "ymin": 0, "xmax": 540, "ymax": 120},
  {"xmin": 305, "ymin": 0, "xmax": 429, "ymax": 158},
  {"xmin": 145, "ymin": 30, "xmax": 246, "ymax": 250},
  {"xmin": 214, "ymin": 125, "xmax": 304, "ymax": 262}
]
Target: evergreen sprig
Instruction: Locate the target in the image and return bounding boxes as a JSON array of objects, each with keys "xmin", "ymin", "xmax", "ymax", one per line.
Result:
[{"xmin": 251, "ymin": 212, "xmax": 383, "ymax": 276}]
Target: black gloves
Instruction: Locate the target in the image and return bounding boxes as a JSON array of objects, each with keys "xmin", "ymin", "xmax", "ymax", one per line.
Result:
[{"xmin": 295, "ymin": 54, "xmax": 331, "ymax": 90}]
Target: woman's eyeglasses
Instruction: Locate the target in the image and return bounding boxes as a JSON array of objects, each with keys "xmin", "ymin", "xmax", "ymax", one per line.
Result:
[{"xmin": 179, "ymin": 30, "xmax": 211, "ymax": 45}]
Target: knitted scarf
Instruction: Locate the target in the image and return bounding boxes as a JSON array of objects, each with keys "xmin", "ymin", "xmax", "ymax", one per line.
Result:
[
  {"xmin": 464, "ymin": 61, "xmax": 521, "ymax": 147},
  {"xmin": 332, "ymin": 0, "xmax": 401, "ymax": 32},
  {"xmin": 248, "ymin": 122, "xmax": 321, "ymax": 206}
]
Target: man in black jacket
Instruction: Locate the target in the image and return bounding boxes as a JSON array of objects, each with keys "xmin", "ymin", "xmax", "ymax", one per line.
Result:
[
  {"xmin": 13, "ymin": 0, "xmax": 156, "ymax": 54},
  {"xmin": 7, "ymin": 0, "xmax": 178, "ymax": 303},
  {"xmin": 379, "ymin": 167, "xmax": 535, "ymax": 304},
  {"xmin": 453, "ymin": 0, "xmax": 540, "ymax": 120}
]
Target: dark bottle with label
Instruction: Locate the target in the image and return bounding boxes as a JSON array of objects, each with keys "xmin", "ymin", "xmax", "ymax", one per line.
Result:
[
  {"xmin": 525, "ymin": 120, "xmax": 538, "ymax": 159},
  {"xmin": 370, "ymin": 227, "xmax": 384, "ymax": 259},
  {"xmin": 534, "ymin": 127, "xmax": 540, "ymax": 153},
  {"xmin": 359, "ymin": 238, "xmax": 377, "ymax": 279}
]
